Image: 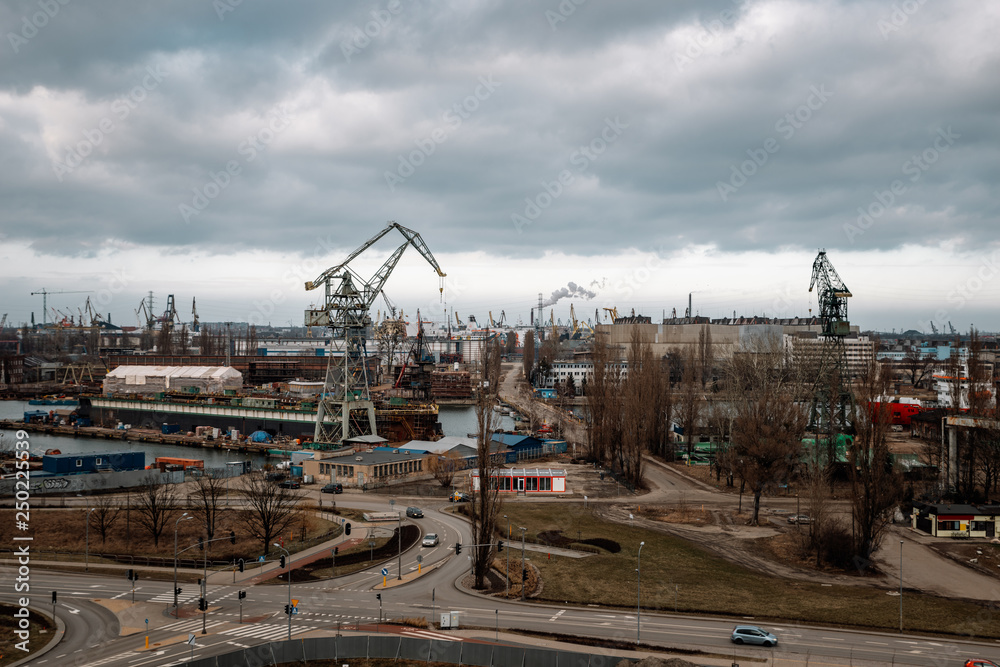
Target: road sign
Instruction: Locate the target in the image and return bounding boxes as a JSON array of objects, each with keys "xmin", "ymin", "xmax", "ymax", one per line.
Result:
[
  {"xmin": 187, "ymin": 633, "xmax": 196, "ymax": 645},
  {"xmin": 258, "ymin": 555, "xmax": 265, "ymax": 562},
  {"xmin": 381, "ymin": 567, "xmax": 388, "ymax": 576},
  {"xmin": 416, "ymin": 555, "xmax": 423, "ymax": 563}
]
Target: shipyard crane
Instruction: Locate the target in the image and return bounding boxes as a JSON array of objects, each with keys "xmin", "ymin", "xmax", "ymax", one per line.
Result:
[
  {"xmin": 0, "ymin": 314, "xmax": 7, "ymax": 335},
  {"xmin": 948, "ymin": 321, "xmax": 957, "ymax": 336},
  {"xmin": 806, "ymin": 250, "xmax": 854, "ymax": 467},
  {"xmin": 930, "ymin": 321, "xmax": 939, "ymax": 335},
  {"xmin": 304, "ymin": 221, "xmax": 446, "ymax": 444},
  {"xmin": 602, "ymin": 307, "xmax": 619, "ymax": 322},
  {"xmin": 30, "ymin": 288, "xmax": 92, "ymax": 328},
  {"xmin": 191, "ymin": 297, "xmax": 200, "ymax": 333},
  {"xmin": 808, "ymin": 250, "xmax": 852, "ymax": 337}
]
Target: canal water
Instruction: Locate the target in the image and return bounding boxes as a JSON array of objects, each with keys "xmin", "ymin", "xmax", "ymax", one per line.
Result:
[{"xmin": 1, "ymin": 401, "xmax": 514, "ymax": 464}]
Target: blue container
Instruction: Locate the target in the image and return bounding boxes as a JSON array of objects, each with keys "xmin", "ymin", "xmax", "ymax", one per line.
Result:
[{"xmin": 161, "ymin": 423, "xmax": 181, "ymax": 435}]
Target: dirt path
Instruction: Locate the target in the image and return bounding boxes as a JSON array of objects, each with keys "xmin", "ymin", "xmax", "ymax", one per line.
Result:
[{"xmin": 875, "ymin": 528, "xmax": 1000, "ymax": 601}]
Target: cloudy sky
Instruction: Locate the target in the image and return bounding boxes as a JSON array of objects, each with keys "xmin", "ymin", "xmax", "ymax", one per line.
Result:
[{"xmin": 1, "ymin": 0, "xmax": 998, "ymax": 334}]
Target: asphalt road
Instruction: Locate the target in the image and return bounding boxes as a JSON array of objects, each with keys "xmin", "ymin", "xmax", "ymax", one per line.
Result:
[{"xmin": 7, "ymin": 494, "xmax": 1000, "ymax": 667}]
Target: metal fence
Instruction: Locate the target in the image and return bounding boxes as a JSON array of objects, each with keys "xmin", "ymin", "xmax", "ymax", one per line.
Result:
[{"xmin": 179, "ymin": 634, "xmax": 627, "ymax": 667}]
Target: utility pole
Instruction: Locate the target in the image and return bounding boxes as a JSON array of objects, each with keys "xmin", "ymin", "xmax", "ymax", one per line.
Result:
[{"xmin": 519, "ymin": 527, "xmax": 527, "ymax": 601}]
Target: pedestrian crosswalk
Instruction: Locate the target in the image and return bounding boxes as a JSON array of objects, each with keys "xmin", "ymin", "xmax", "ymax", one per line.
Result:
[
  {"xmin": 146, "ymin": 589, "xmax": 231, "ymax": 605},
  {"xmin": 159, "ymin": 618, "xmax": 227, "ymax": 633},
  {"xmin": 219, "ymin": 624, "xmax": 317, "ymax": 641}
]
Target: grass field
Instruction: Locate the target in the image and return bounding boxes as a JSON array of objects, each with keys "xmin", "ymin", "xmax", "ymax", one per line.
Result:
[{"xmin": 501, "ymin": 504, "xmax": 1000, "ymax": 639}]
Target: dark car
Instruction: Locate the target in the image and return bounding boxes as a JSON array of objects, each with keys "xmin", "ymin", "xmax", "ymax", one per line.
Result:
[
  {"xmin": 406, "ymin": 506, "xmax": 423, "ymax": 518},
  {"xmin": 278, "ymin": 479, "xmax": 301, "ymax": 489},
  {"xmin": 321, "ymin": 482, "xmax": 343, "ymax": 494}
]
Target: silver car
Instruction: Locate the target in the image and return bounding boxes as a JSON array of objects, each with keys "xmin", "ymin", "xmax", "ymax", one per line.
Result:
[
  {"xmin": 422, "ymin": 533, "xmax": 439, "ymax": 547},
  {"xmin": 732, "ymin": 625, "xmax": 778, "ymax": 647}
]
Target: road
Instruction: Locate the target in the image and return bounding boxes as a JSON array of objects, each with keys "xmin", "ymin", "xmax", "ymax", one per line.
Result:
[{"xmin": 9, "ymin": 491, "xmax": 1000, "ymax": 667}]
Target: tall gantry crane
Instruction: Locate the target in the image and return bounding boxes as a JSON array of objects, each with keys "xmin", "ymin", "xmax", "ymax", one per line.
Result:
[
  {"xmin": 807, "ymin": 250, "xmax": 854, "ymax": 466},
  {"xmin": 304, "ymin": 221, "xmax": 445, "ymax": 444}
]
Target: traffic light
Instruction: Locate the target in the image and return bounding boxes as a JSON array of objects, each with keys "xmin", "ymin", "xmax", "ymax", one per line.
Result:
[
  {"xmin": 230, "ymin": 530, "xmax": 236, "ymax": 545},
  {"xmin": 126, "ymin": 569, "xmax": 134, "ymax": 580},
  {"xmin": 198, "ymin": 598, "xmax": 207, "ymax": 611},
  {"xmin": 284, "ymin": 604, "xmax": 290, "ymax": 615},
  {"xmin": 238, "ymin": 558, "xmax": 244, "ymax": 573},
  {"xmin": 175, "ymin": 587, "xmax": 182, "ymax": 596},
  {"xmin": 238, "ymin": 590, "xmax": 246, "ymax": 600},
  {"xmin": 497, "ymin": 540, "xmax": 504, "ymax": 552},
  {"xmin": 51, "ymin": 591, "xmax": 57, "ymax": 604},
  {"xmin": 345, "ymin": 522, "xmax": 352, "ymax": 536},
  {"xmin": 376, "ymin": 593, "xmax": 381, "ymax": 600},
  {"xmin": 455, "ymin": 542, "xmax": 462, "ymax": 555},
  {"xmin": 334, "ymin": 547, "xmax": 339, "ymax": 555},
  {"xmin": 279, "ymin": 555, "xmax": 286, "ymax": 568}
]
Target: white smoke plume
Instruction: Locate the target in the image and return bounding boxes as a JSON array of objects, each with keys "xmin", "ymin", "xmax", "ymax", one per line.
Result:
[{"xmin": 542, "ymin": 281, "xmax": 598, "ymax": 307}]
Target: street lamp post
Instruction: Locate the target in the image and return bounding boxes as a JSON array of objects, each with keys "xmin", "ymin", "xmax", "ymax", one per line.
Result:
[
  {"xmin": 637, "ymin": 541, "xmax": 645, "ymax": 645},
  {"xmin": 173, "ymin": 513, "xmax": 192, "ymax": 615},
  {"xmin": 85, "ymin": 508, "xmax": 96, "ymax": 572},
  {"xmin": 504, "ymin": 515, "xmax": 510, "ymax": 598},
  {"xmin": 274, "ymin": 543, "xmax": 292, "ymax": 640},
  {"xmin": 519, "ymin": 527, "xmax": 527, "ymax": 602},
  {"xmin": 899, "ymin": 540, "xmax": 903, "ymax": 632},
  {"xmin": 397, "ymin": 511, "xmax": 403, "ymax": 580}
]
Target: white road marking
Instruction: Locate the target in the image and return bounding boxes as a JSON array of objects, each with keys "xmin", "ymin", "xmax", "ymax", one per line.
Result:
[{"xmin": 549, "ymin": 610, "xmax": 566, "ymax": 622}]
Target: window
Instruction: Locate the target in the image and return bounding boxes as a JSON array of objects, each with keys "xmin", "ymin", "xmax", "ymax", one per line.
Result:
[
  {"xmin": 526, "ymin": 477, "xmax": 538, "ymax": 491},
  {"xmin": 95, "ymin": 458, "xmax": 103, "ymax": 465},
  {"xmin": 76, "ymin": 459, "xmax": 83, "ymax": 467},
  {"xmin": 502, "ymin": 476, "xmax": 511, "ymax": 491},
  {"xmin": 938, "ymin": 520, "xmax": 960, "ymax": 531},
  {"xmin": 540, "ymin": 477, "xmax": 552, "ymax": 491}
]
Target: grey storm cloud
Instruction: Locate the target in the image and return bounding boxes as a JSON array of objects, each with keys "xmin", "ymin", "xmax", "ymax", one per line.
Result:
[{"xmin": 0, "ymin": 0, "xmax": 996, "ymax": 259}]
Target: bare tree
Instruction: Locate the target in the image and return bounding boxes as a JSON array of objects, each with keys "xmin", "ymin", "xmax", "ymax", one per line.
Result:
[
  {"xmin": 699, "ymin": 325, "xmax": 714, "ymax": 388},
  {"xmin": 189, "ymin": 472, "xmax": 227, "ymax": 551},
  {"xmin": 133, "ymin": 475, "xmax": 179, "ymax": 547},
  {"xmin": 470, "ymin": 336, "xmax": 504, "ymax": 589},
  {"xmin": 429, "ymin": 451, "xmax": 460, "ymax": 488},
  {"xmin": 522, "ymin": 334, "xmax": 535, "ymax": 385},
  {"xmin": 678, "ymin": 347, "xmax": 702, "ymax": 456},
  {"xmin": 849, "ymin": 350, "xmax": 902, "ymax": 564},
  {"xmin": 90, "ymin": 493, "xmax": 122, "ymax": 545},
  {"xmin": 585, "ymin": 337, "xmax": 622, "ymax": 465},
  {"xmin": 900, "ymin": 347, "xmax": 935, "ymax": 388},
  {"xmin": 237, "ymin": 472, "xmax": 301, "ymax": 554},
  {"xmin": 726, "ymin": 335, "xmax": 808, "ymax": 525}
]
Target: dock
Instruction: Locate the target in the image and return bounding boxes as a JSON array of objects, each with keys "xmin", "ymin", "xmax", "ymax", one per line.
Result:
[{"xmin": 0, "ymin": 420, "xmax": 284, "ymax": 454}]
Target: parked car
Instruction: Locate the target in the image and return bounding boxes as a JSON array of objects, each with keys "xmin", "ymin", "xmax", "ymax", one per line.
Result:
[
  {"xmin": 406, "ymin": 506, "xmax": 423, "ymax": 518},
  {"xmin": 731, "ymin": 625, "xmax": 778, "ymax": 647},
  {"xmin": 278, "ymin": 479, "xmax": 301, "ymax": 489},
  {"xmin": 966, "ymin": 660, "xmax": 1000, "ymax": 667},
  {"xmin": 786, "ymin": 514, "xmax": 812, "ymax": 524},
  {"xmin": 321, "ymin": 482, "xmax": 343, "ymax": 494},
  {"xmin": 422, "ymin": 533, "xmax": 439, "ymax": 547},
  {"xmin": 450, "ymin": 491, "xmax": 471, "ymax": 502}
]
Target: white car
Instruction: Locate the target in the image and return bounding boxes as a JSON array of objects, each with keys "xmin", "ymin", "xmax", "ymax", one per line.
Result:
[{"xmin": 422, "ymin": 533, "xmax": 439, "ymax": 547}]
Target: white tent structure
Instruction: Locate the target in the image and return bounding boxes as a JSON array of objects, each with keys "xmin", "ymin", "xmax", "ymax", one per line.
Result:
[{"xmin": 103, "ymin": 366, "xmax": 243, "ymax": 396}]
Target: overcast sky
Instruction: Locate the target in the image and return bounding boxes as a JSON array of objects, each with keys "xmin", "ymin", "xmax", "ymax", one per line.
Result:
[{"xmin": 1, "ymin": 0, "xmax": 998, "ymax": 334}]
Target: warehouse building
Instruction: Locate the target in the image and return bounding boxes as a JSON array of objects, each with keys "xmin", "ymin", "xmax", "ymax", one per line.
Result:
[{"xmin": 102, "ymin": 365, "xmax": 243, "ymax": 396}]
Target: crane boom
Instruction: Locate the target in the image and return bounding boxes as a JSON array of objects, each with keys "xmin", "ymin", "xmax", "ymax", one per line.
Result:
[{"xmin": 808, "ymin": 250, "xmax": 851, "ymax": 337}]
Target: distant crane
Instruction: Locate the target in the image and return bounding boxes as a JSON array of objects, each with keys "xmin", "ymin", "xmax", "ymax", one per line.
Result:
[
  {"xmin": 602, "ymin": 307, "xmax": 619, "ymax": 322},
  {"xmin": 304, "ymin": 221, "xmax": 445, "ymax": 444},
  {"xmin": 30, "ymin": 288, "xmax": 92, "ymax": 327},
  {"xmin": 930, "ymin": 321, "xmax": 939, "ymax": 335},
  {"xmin": 191, "ymin": 297, "xmax": 200, "ymax": 333},
  {"xmin": 948, "ymin": 321, "xmax": 957, "ymax": 336}
]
